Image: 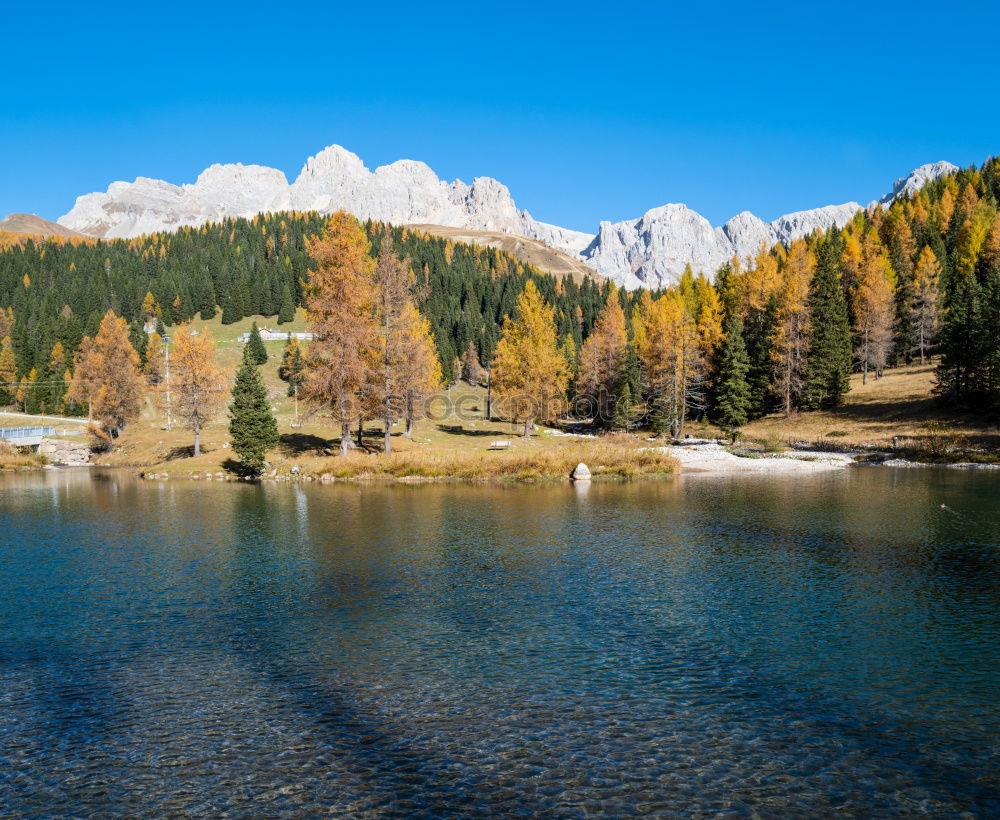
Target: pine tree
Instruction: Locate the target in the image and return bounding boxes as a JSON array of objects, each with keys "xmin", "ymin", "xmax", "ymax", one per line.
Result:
[
  {"xmin": 802, "ymin": 239, "xmax": 852, "ymax": 410},
  {"xmin": 228, "ymin": 357, "xmax": 279, "ymax": 476},
  {"xmin": 246, "ymin": 322, "xmax": 268, "ymax": 365},
  {"xmin": 713, "ymin": 313, "xmax": 752, "ymax": 441},
  {"xmin": 613, "ymin": 382, "xmax": 636, "ymax": 432}
]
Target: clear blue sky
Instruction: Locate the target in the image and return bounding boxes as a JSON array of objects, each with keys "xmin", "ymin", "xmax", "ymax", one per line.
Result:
[{"xmin": 3, "ymin": 0, "xmax": 998, "ymax": 232}]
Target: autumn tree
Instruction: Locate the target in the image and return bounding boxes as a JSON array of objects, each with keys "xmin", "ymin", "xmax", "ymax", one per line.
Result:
[
  {"xmin": 278, "ymin": 336, "xmax": 305, "ymax": 396},
  {"xmin": 912, "ymin": 245, "xmax": 941, "ymax": 364},
  {"xmin": 636, "ymin": 292, "xmax": 703, "ymax": 438},
  {"xmin": 301, "ymin": 211, "xmax": 378, "ymax": 456},
  {"xmin": 852, "ymin": 230, "xmax": 896, "ymax": 383},
  {"xmin": 145, "ymin": 332, "xmax": 165, "ymax": 384},
  {"xmin": 395, "ymin": 302, "xmax": 442, "ymax": 437},
  {"xmin": 0, "ymin": 336, "xmax": 16, "ymax": 405},
  {"xmin": 491, "ymin": 280, "xmax": 569, "ymax": 437},
  {"xmin": 577, "ymin": 287, "xmax": 628, "ymax": 427},
  {"xmin": 170, "ymin": 323, "xmax": 227, "ymax": 457},
  {"xmin": 371, "ymin": 238, "xmax": 416, "ymax": 454},
  {"xmin": 68, "ymin": 311, "xmax": 144, "ymax": 441},
  {"xmin": 460, "ymin": 341, "xmax": 485, "ymax": 385},
  {"xmin": 771, "ymin": 239, "xmax": 813, "ymax": 415}
]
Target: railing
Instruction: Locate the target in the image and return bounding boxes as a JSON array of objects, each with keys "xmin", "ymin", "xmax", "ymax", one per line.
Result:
[{"xmin": 0, "ymin": 426, "xmax": 56, "ymax": 441}]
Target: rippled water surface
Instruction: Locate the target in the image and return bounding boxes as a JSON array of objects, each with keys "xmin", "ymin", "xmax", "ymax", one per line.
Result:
[{"xmin": 2, "ymin": 468, "xmax": 1000, "ymax": 816}]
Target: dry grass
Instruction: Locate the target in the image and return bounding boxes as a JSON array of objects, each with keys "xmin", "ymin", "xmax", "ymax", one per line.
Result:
[
  {"xmin": 289, "ymin": 435, "xmax": 675, "ymax": 481},
  {"xmin": 739, "ymin": 359, "xmax": 1000, "ymax": 453},
  {"xmin": 0, "ymin": 441, "xmax": 47, "ymax": 471}
]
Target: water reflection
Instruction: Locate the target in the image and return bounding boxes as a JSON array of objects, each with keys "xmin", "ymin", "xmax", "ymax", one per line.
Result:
[{"xmin": 1, "ymin": 469, "xmax": 999, "ymax": 815}]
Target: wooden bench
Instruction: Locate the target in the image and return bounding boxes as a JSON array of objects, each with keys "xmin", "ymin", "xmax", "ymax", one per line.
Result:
[{"xmin": 489, "ymin": 440, "xmax": 512, "ymax": 450}]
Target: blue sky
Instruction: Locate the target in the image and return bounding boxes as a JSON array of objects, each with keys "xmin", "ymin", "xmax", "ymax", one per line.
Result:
[{"xmin": 3, "ymin": 1, "xmax": 998, "ymax": 232}]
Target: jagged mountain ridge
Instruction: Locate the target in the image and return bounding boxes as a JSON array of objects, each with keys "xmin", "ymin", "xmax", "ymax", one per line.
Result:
[{"xmin": 57, "ymin": 145, "xmax": 958, "ymax": 289}]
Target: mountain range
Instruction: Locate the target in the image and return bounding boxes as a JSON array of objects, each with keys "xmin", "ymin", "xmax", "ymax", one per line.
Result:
[{"xmin": 54, "ymin": 146, "xmax": 958, "ymax": 289}]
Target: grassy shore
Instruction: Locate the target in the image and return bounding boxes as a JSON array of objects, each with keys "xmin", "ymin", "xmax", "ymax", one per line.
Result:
[{"xmin": 732, "ymin": 360, "xmax": 1000, "ymax": 462}]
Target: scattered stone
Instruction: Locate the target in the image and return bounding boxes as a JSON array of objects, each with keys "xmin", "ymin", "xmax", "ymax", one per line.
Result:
[
  {"xmin": 571, "ymin": 462, "xmax": 592, "ymax": 481},
  {"xmin": 38, "ymin": 438, "xmax": 91, "ymax": 466}
]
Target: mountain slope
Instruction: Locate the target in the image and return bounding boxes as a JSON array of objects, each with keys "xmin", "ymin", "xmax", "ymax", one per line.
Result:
[
  {"xmin": 408, "ymin": 224, "xmax": 599, "ymax": 283},
  {"xmin": 0, "ymin": 213, "xmax": 85, "ymax": 238}
]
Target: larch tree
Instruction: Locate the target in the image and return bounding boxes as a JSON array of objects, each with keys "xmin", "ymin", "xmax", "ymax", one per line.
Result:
[
  {"xmin": 912, "ymin": 245, "xmax": 942, "ymax": 364},
  {"xmin": 0, "ymin": 336, "xmax": 16, "ymax": 405},
  {"xmin": 372, "ymin": 238, "xmax": 416, "ymax": 455},
  {"xmin": 145, "ymin": 332, "xmax": 165, "ymax": 384},
  {"xmin": 394, "ymin": 302, "xmax": 442, "ymax": 438},
  {"xmin": 70, "ymin": 311, "xmax": 144, "ymax": 441},
  {"xmin": 301, "ymin": 211, "xmax": 378, "ymax": 456},
  {"xmin": 170, "ymin": 323, "xmax": 227, "ymax": 457},
  {"xmin": 491, "ymin": 280, "xmax": 569, "ymax": 438},
  {"xmin": 576, "ymin": 287, "xmax": 628, "ymax": 427},
  {"xmin": 278, "ymin": 336, "xmax": 306, "ymax": 396},
  {"xmin": 771, "ymin": 239, "xmax": 813, "ymax": 415},
  {"xmin": 852, "ymin": 231, "xmax": 897, "ymax": 384},
  {"xmin": 636, "ymin": 292, "xmax": 702, "ymax": 438}
]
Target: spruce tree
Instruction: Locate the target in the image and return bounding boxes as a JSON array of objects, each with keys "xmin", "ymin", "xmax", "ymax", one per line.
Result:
[
  {"xmin": 277, "ymin": 283, "xmax": 295, "ymax": 324},
  {"xmin": 744, "ymin": 296, "xmax": 777, "ymax": 418},
  {"xmin": 246, "ymin": 322, "xmax": 268, "ymax": 365},
  {"xmin": 228, "ymin": 357, "xmax": 279, "ymax": 476},
  {"xmin": 613, "ymin": 382, "xmax": 634, "ymax": 432},
  {"xmin": 802, "ymin": 240, "xmax": 852, "ymax": 410},
  {"xmin": 713, "ymin": 313, "xmax": 752, "ymax": 441}
]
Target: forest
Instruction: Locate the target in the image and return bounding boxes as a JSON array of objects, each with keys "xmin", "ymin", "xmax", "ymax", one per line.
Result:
[{"xmin": 1, "ymin": 155, "xmax": 1000, "ymax": 438}]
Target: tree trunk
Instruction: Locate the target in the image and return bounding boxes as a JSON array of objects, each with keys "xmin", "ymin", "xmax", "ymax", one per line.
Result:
[
  {"xmin": 340, "ymin": 421, "xmax": 351, "ymax": 457},
  {"xmin": 523, "ymin": 417, "xmax": 532, "ymax": 439},
  {"xmin": 384, "ymin": 418, "xmax": 392, "ymax": 455},
  {"xmin": 405, "ymin": 414, "xmax": 413, "ymax": 439},
  {"xmin": 357, "ymin": 418, "xmax": 364, "ymax": 449},
  {"xmin": 193, "ymin": 418, "xmax": 201, "ymax": 458}
]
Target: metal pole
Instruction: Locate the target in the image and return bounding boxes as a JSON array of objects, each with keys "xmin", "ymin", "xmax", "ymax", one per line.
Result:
[{"xmin": 486, "ymin": 364, "xmax": 492, "ymax": 421}]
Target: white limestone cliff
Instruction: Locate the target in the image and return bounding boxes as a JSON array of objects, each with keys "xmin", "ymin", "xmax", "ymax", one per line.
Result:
[{"xmin": 57, "ymin": 144, "xmax": 960, "ymax": 289}]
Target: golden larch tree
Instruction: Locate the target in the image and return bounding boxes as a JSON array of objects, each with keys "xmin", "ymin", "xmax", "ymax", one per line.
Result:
[
  {"xmin": 301, "ymin": 211, "xmax": 378, "ymax": 456},
  {"xmin": 852, "ymin": 231, "xmax": 896, "ymax": 383},
  {"xmin": 491, "ymin": 280, "xmax": 569, "ymax": 438},
  {"xmin": 169, "ymin": 324, "xmax": 228, "ymax": 457},
  {"xmin": 771, "ymin": 238, "xmax": 813, "ymax": 415},
  {"xmin": 69, "ymin": 311, "xmax": 144, "ymax": 440},
  {"xmin": 911, "ymin": 246, "xmax": 941, "ymax": 364},
  {"xmin": 577, "ymin": 287, "xmax": 628, "ymax": 426}
]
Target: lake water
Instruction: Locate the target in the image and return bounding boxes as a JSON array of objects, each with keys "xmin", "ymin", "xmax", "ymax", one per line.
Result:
[{"xmin": 1, "ymin": 468, "xmax": 999, "ymax": 816}]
